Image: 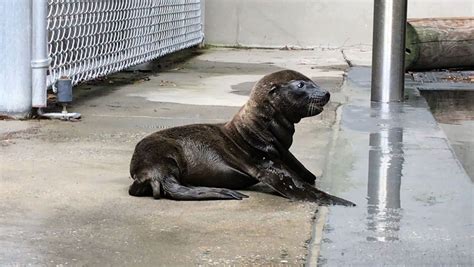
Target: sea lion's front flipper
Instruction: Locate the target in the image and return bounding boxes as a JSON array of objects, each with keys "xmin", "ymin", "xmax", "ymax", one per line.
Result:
[
  {"xmin": 282, "ymin": 151, "xmax": 317, "ymax": 184},
  {"xmin": 256, "ymin": 163, "xmax": 355, "ymax": 206}
]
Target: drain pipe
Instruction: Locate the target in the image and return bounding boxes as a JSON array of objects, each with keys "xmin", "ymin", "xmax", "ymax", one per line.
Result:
[
  {"xmin": 31, "ymin": 0, "xmax": 49, "ymax": 109},
  {"xmin": 371, "ymin": 0, "xmax": 408, "ymax": 102}
]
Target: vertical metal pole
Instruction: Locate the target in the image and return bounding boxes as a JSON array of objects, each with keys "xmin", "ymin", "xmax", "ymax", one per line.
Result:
[
  {"xmin": 371, "ymin": 0, "xmax": 408, "ymax": 102},
  {"xmin": 31, "ymin": 0, "xmax": 50, "ymax": 108},
  {"xmin": 0, "ymin": 0, "xmax": 32, "ymax": 118}
]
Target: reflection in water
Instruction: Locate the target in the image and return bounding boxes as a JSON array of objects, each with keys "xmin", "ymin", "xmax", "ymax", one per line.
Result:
[{"xmin": 366, "ymin": 103, "xmax": 404, "ymax": 242}]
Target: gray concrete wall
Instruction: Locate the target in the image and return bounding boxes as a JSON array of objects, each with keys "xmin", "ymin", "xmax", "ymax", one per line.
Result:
[{"xmin": 204, "ymin": 0, "xmax": 474, "ymax": 48}]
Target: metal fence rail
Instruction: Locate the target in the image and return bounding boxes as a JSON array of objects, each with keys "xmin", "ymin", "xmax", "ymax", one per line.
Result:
[{"xmin": 47, "ymin": 0, "xmax": 203, "ymax": 87}]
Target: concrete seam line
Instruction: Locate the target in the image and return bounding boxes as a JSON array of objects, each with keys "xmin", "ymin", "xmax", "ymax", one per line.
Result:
[
  {"xmin": 341, "ymin": 49, "xmax": 354, "ymax": 68},
  {"xmin": 307, "ymin": 206, "xmax": 329, "ymax": 266}
]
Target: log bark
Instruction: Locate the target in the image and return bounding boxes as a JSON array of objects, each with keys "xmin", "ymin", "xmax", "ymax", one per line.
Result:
[{"xmin": 405, "ymin": 17, "xmax": 474, "ymax": 71}]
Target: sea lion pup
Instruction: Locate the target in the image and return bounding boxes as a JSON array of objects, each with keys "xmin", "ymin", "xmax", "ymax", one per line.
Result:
[{"xmin": 129, "ymin": 70, "xmax": 355, "ymax": 206}]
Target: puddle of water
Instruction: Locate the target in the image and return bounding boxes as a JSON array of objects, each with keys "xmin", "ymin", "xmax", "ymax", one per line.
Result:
[
  {"xmin": 421, "ymin": 90, "xmax": 474, "ymax": 181},
  {"xmin": 346, "ymin": 102, "xmax": 407, "ymax": 243},
  {"xmin": 367, "ymin": 126, "xmax": 403, "ymax": 242},
  {"xmin": 421, "ymin": 90, "xmax": 474, "ymax": 124},
  {"xmin": 230, "ymin": 81, "xmax": 256, "ymax": 96}
]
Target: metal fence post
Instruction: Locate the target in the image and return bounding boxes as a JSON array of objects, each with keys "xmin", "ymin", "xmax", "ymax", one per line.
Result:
[
  {"xmin": 0, "ymin": 0, "xmax": 32, "ymax": 118},
  {"xmin": 371, "ymin": 0, "xmax": 408, "ymax": 102}
]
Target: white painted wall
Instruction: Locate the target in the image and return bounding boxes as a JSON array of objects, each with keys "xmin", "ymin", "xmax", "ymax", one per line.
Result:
[{"xmin": 204, "ymin": 0, "xmax": 474, "ymax": 48}]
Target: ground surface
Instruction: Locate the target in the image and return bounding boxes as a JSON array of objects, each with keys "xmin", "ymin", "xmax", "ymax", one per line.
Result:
[
  {"xmin": 1, "ymin": 48, "xmax": 472, "ymax": 266},
  {"xmin": 0, "ymin": 48, "xmax": 349, "ymax": 266}
]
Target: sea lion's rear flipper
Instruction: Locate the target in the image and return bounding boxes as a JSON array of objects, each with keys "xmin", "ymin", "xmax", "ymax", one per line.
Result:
[
  {"xmin": 131, "ymin": 164, "xmax": 249, "ymax": 201},
  {"xmin": 129, "ymin": 180, "xmax": 153, "ymax": 196},
  {"xmin": 161, "ymin": 175, "xmax": 249, "ymax": 201},
  {"xmin": 256, "ymin": 164, "xmax": 355, "ymax": 206}
]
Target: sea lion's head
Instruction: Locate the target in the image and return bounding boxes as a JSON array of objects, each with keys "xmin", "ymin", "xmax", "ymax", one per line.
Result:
[{"xmin": 249, "ymin": 70, "xmax": 330, "ymax": 122}]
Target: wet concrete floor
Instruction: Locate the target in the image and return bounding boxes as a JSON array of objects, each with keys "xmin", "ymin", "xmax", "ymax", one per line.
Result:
[
  {"xmin": 316, "ymin": 67, "xmax": 473, "ymax": 266},
  {"xmin": 0, "ymin": 48, "xmax": 349, "ymax": 265},
  {"xmin": 2, "ymin": 48, "xmax": 472, "ymax": 266}
]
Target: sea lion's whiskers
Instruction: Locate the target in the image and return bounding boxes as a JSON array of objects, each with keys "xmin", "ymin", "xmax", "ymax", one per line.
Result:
[
  {"xmin": 306, "ymin": 98, "xmax": 311, "ymax": 117},
  {"xmin": 309, "ymin": 95, "xmax": 316, "ymax": 116}
]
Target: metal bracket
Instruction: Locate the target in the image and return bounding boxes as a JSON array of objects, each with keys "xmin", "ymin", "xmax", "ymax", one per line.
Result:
[{"xmin": 31, "ymin": 58, "xmax": 52, "ymax": 69}]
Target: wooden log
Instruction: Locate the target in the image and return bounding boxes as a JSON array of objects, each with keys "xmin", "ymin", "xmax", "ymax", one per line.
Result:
[{"xmin": 405, "ymin": 17, "xmax": 474, "ymax": 71}]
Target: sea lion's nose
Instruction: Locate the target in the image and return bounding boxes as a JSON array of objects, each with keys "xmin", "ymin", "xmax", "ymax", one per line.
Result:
[{"xmin": 323, "ymin": 91, "xmax": 330, "ymax": 103}]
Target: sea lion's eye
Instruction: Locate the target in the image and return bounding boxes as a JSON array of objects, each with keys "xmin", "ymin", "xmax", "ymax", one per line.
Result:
[{"xmin": 297, "ymin": 82, "xmax": 305, "ymax": 88}]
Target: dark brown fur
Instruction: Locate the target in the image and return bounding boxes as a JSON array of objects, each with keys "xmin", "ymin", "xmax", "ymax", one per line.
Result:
[{"xmin": 129, "ymin": 70, "xmax": 355, "ymax": 206}]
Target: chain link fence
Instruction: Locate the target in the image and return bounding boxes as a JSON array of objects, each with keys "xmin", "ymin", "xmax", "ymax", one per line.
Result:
[{"xmin": 46, "ymin": 0, "xmax": 203, "ymax": 87}]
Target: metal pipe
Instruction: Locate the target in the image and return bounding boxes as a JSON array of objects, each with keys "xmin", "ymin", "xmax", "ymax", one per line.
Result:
[
  {"xmin": 31, "ymin": 0, "xmax": 50, "ymax": 108},
  {"xmin": 371, "ymin": 0, "xmax": 408, "ymax": 102},
  {"xmin": 0, "ymin": 0, "xmax": 32, "ymax": 118},
  {"xmin": 200, "ymin": 0, "xmax": 206, "ymax": 45}
]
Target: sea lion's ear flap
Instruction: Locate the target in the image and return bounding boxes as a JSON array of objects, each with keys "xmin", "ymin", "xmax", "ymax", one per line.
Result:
[{"xmin": 269, "ymin": 84, "xmax": 279, "ymax": 94}]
